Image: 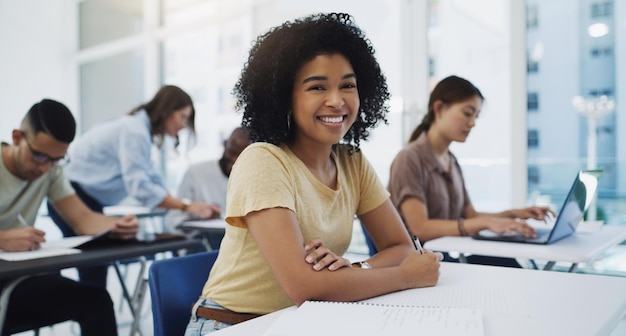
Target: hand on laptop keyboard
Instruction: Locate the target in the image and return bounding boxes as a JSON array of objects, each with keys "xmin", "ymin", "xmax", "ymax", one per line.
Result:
[{"xmin": 474, "ymin": 217, "xmax": 537, "ymax": 238}]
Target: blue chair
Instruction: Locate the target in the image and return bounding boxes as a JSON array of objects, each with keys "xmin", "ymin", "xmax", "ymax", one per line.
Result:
[
  {"xmin": 148, "ymin": 250, "xmax": 219, "ymax": 336},
  {"xmin": 361, "ymin": 223, "xmax": 378, "ymax": 256}
]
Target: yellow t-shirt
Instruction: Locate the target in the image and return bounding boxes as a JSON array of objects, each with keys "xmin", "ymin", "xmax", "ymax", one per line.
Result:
[{"xmin": 201, "ymin": 143, "xmax": 389, "ymax": 314}]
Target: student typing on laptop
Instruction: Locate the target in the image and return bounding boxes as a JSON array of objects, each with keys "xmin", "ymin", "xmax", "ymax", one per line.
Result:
[{"xmin": 386, "ymin": 75, "xmax": 554, "ymax": 268}]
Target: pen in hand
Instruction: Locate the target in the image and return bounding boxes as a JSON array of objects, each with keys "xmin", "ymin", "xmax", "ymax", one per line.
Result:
[
  {"xmin": 17, "ymin": 213, "xmax": 44, "ymax": 251},
  {"xmin": 412, "ymin": 235, "xmax": 424, "ymax": 254},
  {"xmin": 17, "ymin": 213, "xmax": 29, "ymax": 227}
]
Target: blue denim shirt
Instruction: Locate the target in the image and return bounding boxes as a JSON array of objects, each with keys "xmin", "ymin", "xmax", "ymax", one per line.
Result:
[{"xmin": 64, "ymin": 110, "xmax": 168, "ymax": 208}]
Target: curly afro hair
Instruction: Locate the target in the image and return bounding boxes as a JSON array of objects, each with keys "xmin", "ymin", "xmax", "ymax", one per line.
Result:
[{"xmin": 234, "ymin": 12, "xmax": 390, "ymax": 151}]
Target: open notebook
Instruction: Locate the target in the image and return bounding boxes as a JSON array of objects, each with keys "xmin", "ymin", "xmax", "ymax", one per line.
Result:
[{"xmin": 263, "ymin": 300, "xmax": 483, "ymax": 336}]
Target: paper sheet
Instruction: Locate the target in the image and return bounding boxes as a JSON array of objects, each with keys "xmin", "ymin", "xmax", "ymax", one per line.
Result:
[
  {"xmin": 263, "ymin": 300, "xmax": 484, "ymax": 336},
  {"xmin": 361, "ymin": 286, "xmax": 524, "ymax": 316},
  {"xmin": 0, "ymin": 247, "xmax": 80, "ymax": 261},
  {"xmin": 0, "ymin": 234, "xmax": 112, "ymax": 261}
]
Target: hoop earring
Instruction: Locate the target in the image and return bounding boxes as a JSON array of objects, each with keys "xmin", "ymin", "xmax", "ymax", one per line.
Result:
[{"xmin": 287, "ymin": 113, "xmax": 291, "ymax": 131}]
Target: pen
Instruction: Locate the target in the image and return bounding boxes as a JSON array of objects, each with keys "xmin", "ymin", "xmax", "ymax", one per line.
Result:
[
  {"xmin": 17, "ymin": 213, "xmax": 29, "ymax": 227},
  {"xmin": 17, "ymin": 213, "xmax": 37, "ymax": 251},
  {"xmin": 412, "ymin": 235, "xmax": 424, "ymax": 254}
]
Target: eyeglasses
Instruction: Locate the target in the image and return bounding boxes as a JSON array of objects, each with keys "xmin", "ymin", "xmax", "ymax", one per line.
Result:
[{"xmin": 20, "ymin": 131, "xmax": 70, "ymax": 166}]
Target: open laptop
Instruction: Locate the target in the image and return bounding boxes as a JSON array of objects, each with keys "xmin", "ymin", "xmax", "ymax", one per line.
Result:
[{"xmin": 472, "ymin": 169, "xmax": 603, "ymax": 245}]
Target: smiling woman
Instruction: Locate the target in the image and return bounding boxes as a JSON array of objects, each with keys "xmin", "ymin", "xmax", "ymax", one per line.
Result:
[
  {"xmin": 184, "ymin": 12, "xmax": 443, "ymax": 336},
  {"xmin": 290, "ymin": 54, "xmax": 360, "ymax": 152}
]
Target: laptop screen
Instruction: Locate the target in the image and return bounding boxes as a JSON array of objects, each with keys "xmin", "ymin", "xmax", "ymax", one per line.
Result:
[{"xmin": 549, "ymin": 169, "xmax": 603, "ymax": 243}]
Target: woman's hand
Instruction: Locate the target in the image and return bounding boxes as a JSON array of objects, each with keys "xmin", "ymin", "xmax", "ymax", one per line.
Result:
[
  {"xmin": 508, "ymin": 206, "xmax": 555, "ymax": 221},
  {"xmin": 483, "ymin": 217, "xmax": 537, "ymax": 238},
  {"xmin": 304, "ymin": 237, "xmax": 352, "ymax": 271},
  {"xmin": 109, "ymin": 214, "xmax": 140, "ymax": 239},
  {"xmin": 399, "ymin": 251, "xmax": 441, "ymax": 289},
  {"xmin": 186, "ymin": 202, "xmax": 221, "ymax": 219}
]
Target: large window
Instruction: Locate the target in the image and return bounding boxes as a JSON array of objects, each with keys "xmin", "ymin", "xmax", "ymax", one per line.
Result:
[
  {"xmin": 526, "ymin": 0, "xmax": 623, "ymax": 226},
  {"xmin": 428, "ymin": 0, "xmax": 521, "ymax": 211}
]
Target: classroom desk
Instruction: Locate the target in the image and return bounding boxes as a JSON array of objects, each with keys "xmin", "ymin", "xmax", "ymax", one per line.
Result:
[
  {"xmin": 179, "ymin": 218, "xmax": 227, "ymax": 234},
  {"xmin": 104, "ymin": 205, "xmax": 169, "ymax": 239},
  {"xmin": 178, "ymin": 219, "xmax": 227, "ymax": 250},
  {"xmin": 211, "ymin": 262, "xmax": 626, "ymax": 336},
  {"xmin": 424, "ymin": 225, "xmax": 626, "ymax": 272},
  {"xmin": 0, "ymin": 236, "xmax": 205, "ymax": 335}
]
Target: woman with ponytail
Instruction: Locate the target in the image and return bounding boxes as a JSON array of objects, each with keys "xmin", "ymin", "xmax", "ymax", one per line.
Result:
[{"xmin": 385, "ymin": 75, "xmax": 553, "ymax": 268}]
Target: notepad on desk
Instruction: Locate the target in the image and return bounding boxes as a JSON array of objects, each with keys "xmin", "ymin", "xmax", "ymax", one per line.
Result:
[
  {"xmin": 0, "ymin": 246, "xmax": 81, "ymax": 261},
  {"xmin": 263, "ymin": 300, "xmax": 484, "ymax": 336},
  {"xmin": 0, "ymin": 230, "xmax": 113, "ymax": 261},
  {"xmin": 0, "ymin": 236, "xmax": 91, "ymax": 261}
]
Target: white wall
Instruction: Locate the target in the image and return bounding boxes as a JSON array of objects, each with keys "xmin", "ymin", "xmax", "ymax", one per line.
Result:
[
  {"xmin": 0, "ymin": 0, "xmax": 76, "ymax": 138},
  {"xmin": 0, "ymin": 0, "xmax": 526, "ymax": 210}
]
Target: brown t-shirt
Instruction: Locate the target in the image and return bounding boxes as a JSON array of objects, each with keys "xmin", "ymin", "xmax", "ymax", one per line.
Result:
[{"xmin": 388, "ymin": 132, "xmax": 470, "ymax": 222}]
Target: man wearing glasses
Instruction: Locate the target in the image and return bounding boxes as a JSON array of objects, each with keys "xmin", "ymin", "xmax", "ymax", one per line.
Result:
[{"xmin": 0, "ymin": 98, "xmax": 139, "ymax": 335}]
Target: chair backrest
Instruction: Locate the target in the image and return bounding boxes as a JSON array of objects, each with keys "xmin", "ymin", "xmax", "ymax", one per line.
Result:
[{"xmin": 148, "ymin": 250, "xmax": 219, "ymax": 336}]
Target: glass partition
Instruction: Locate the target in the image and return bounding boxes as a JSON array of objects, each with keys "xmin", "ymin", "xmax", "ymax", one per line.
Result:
[
  {"xmin": 79, "ymin": 0, "xmax": 144, "ymax": 49},
  {"xmin": 79, "ymin": 49, "xmax": 144, "ymax": 132}
]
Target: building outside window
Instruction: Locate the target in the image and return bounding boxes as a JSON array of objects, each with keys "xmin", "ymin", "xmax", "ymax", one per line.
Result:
[
  {"xmin": 527, "ymin": 59, "xmax": 539, "ymax": 73},
  {"xmin": 528, "ymin": 129, "xmax": 540, "ymax": 148},
  {"xmin": 526, "ymin": 0, "xmax": 623, "ymax": 231},
  {"xmin": 527, "ymin": 92, "xmax": 539, "ymax": 111}
]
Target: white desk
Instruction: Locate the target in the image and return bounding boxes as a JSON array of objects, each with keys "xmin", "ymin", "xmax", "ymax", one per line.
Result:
[
  {"xmin": 210, "ymin": 262, "xmax": 626, "ymax": 336},
  {"xmin": 178, "ymin": 219, "xmax": 227, "ymax": 232},
  {"xmin": 178, "ymin": 219, "xmax": 227, "ymax": 250},
  {"xmin": 424, "ymin": 225, "xmax": 626, "ymax": 272}
]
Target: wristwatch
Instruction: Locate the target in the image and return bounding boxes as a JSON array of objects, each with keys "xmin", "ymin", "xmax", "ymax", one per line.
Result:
[
  {"xmin": 352, "ymin": 261, "xmax": 372, "ymax": 269},
  {"xmin": 180, "ymin": 198, "xmax": 192, "ymax": 211}
]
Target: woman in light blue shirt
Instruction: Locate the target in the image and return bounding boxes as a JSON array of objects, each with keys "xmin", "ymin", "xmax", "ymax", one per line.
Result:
[{"xmin": 48, "ymin": 85, "xmax": 220, "ymax": 288}]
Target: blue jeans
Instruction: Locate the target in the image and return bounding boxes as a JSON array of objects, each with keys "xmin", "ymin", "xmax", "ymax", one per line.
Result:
[{"xmin": 184, "ymin": 298, "xmax": 232, "ymax": 335}]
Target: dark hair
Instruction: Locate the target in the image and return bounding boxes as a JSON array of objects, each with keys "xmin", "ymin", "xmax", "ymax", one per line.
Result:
[
  {"xmin": 408, "ymin": 75, "xmax": 484, "ymax": 142},
  {"xmin": 229, "ymin": 126, "xmax": 250, "ymax": 142},
  {"xmin": 128, "ymin": 85, "xmax": 196, "ymax": 147},
  {"xmin": 234, "ymin": 12, "xmax": 390, "ymax": 150},
  {"xmin": 24, "ymin": 99, "xmax": 76, "ymax": 143}
]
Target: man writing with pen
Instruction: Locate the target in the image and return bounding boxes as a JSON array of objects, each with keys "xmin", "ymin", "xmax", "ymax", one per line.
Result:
[{"xmin": 0, "ymin": 98, "xmax": 138, "ymax": 336}]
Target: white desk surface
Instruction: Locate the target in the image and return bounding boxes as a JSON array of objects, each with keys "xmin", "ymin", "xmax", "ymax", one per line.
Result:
[
  {"xmin": 210, "ymin": 262, "xmax": 626, "ymax": 336},
  {"xmin": 103, "ymin": 205, "xmax": 168, "ymax": 218},
  {"xmin": 424, "ymin": 225, "xmax": 626, "ymax": 264},
  {"xmin": 178, "ymin": 219, "xmax": 227, "ymax": 231}
]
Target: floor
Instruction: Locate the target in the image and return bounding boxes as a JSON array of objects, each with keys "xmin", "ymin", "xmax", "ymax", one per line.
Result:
[{"xmin": 10, "ymin": 219, "xmax": 626, "ymax": 336}]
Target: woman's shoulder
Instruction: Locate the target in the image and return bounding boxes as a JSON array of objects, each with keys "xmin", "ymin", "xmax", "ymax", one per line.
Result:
[
  {"xmin": 394, "ymin": 141, "xmax": 420, "ymax": 159},
  {"xmin": 238, "ymin": 142, "xmax": 290, "ymax": 163},
  {"xmin": 243, "ymin": 142, "xmax": 282, "ymax": 154}
]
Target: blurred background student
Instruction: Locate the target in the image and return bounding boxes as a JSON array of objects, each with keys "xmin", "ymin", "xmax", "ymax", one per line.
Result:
[
  {"xmin": 166, "ymin": 126, "xmax": 251, "ymax": 249},
  {"xmin": 48, "ymin": 85, "xmax": 220, "ymax": 288},
  {"xmin": 1, "ymin": 98, "xmax": 138, "ymax": 335},
  {"xmin": 385, "ymin": 75, "xmax": 552, "ymax": 268}
]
